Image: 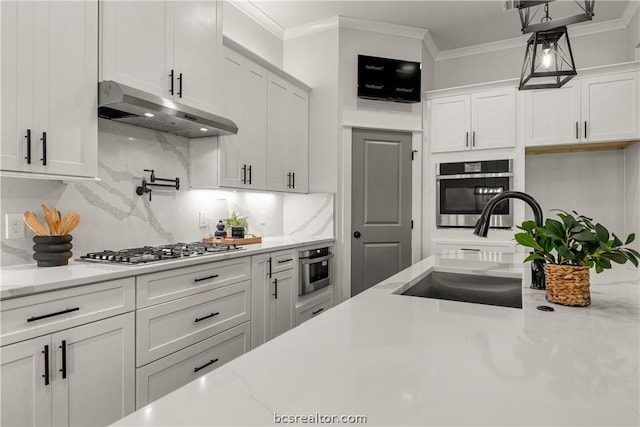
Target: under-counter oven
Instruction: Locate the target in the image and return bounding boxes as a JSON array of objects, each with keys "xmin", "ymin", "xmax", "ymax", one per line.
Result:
[
  {"xmin": 436, "ymin": 159, "xmax": 513, "ymax": 229},
  {"xmin": 298, "ymin": 247, "xmax": 333, "ymax": 296}
]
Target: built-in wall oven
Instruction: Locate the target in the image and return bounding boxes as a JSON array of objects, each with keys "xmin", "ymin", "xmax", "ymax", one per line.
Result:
[
  {"xmin": 298, "ymin": 247, "xmax": 333, "ymax": 296},
  {"xmin": 436, "ymin": 159, "xmax": 513, "ymax": 229}
]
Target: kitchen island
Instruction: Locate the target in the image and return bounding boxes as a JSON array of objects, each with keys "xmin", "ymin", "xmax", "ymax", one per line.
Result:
[{"xmin": 113, "ymin": 251, "xmax": 640, "ymax": 426}]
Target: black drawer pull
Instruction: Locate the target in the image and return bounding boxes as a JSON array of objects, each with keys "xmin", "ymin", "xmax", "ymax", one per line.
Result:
[
  {"xmin": 59, "ymin": 340, "xmax": 67, "ymax": 379},
  {"xmin": 194, "ymin": 358, "xmax": 219, "ymax": 373},
  {"xmin": 42, "ymin": 345, "xmax": 50, "ymax": 386},
  {"xmin": 169, "ymin": 69, "xmax": 174, "ymax": 95},
  {"xmin": 277, "ymin": 258, "xmax": 293, "ymax": 264},
  {"xmin": 194, "ymin": 312, "xmax": 219, "ymax": 323},
  {"xmin": 460, "ymin": 248, "xmax": 481, "ymax": 251},
  {"xmin": 40, "ymin": 132, "xmax": 47, "ymax": 165},
  {"xmin": 25, "ymin": 129, "xmax": 32, "ymax": 164},
  {"xmin": 194, "ymin": 274, "xmax": 219, "ymax": 283},
  {"xmin": 273, "ymin": 278, "xmax": 278, "ymax": 299},
  {"xmin": 312, "ymin": 308, "xmax": 324, "ymax": 315},
  {"xmin": 28, "ymin": 307, "xmax": 79, "ymax": 322}
]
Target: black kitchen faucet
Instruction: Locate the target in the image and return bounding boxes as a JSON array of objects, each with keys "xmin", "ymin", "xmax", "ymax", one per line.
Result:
[{"xmin": 473, "ymin": 191, "xmax": 546, "ymax": 290}]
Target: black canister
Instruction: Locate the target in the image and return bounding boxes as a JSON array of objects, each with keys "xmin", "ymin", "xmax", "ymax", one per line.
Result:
[
  {"xmin": 231, "ymin": 226, "xmax": 245, "ymax": 239},
  {"xmin": 32, "ymin": 235, "xmax": 73, "ymax": 267}
]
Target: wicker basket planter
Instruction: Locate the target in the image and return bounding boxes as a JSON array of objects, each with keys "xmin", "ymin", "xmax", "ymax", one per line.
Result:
[{"xmin": 544, "ymin": 264, "xmax": 591, "ymax": 307}]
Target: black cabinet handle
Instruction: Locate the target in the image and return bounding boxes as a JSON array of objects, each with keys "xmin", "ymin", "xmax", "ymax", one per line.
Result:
[
  {"xmin": 242, "ymin": 164, "xmax": 247, "ymax": 184},
  {"xmin": 277, "ymin": 258, "xmax": 293, "ymax": 264},
  {"xmin": 273, "ymin": 278, "xmax": 278, "ymax": 299},
  {"xmin": 575, "ymin": 121, "xmax": 579, "ymax": 139},
  {"xmin": 465, "ymin": 131, "xmax": 469, "ymax": 148},
  {"xmin": 169, "ymin": 69, "xmax": 174, "ymax": 95},
  {"xmin": 286, "ymin": 172, "xmax": 291, "ymax": 188},
  {"xmin": 268, "ymin": 257, "xmax": 272, "ymax": 278},
  {"xmin": 194, "ymin": 274, "xmax": 219, "ymax": 283},
  {"xmin": 312, "ymin": 308, "xmax": 324, "ymax": 315},
  {"xmin": 27, "ymin": 307, "xmax": 79, "ymax": 322},
  {"xmin": 248, "ymin": 165, "xmax": 252, "ymax": 185},
  {"xmin": 59, "ymin": 340, "xmax": 67, "ymax": 379},
  {"xmin": 194, "ymin": 312, "xmax": 219, "ymax": 323},
  {"xmin": 177, "ymin": 72, "xmax": 183, "ymax": 98},
  {"xmin": 40, "ymin": 132, "xmax": 47, "ymax": 165},
  {"xmin": 194, "ymin": 358, "xmax": 218, "ymax": 373},
  {"xmin": 25, "ymin": 129, "xmax": 32, "ymax": 164},
  {"xmin": 353, "ymin": 231, "xmax": 361, "ymax": 238},
  {"xmin": 292, "ymin": 172, "xmax": 295, "ymax": 189},
  {"xmin": 472, "ymin": 131, "xmax": 476, "ymax": 148},
  {"xmin": 42, "ymin": 345, "xmax": 50, "ymax": 386},
  {"xmin": 584, "ymin": 121, "xmax": 587, "ymax": 139},
  {"xmin": 460, "ymin": 248, "xmax": 481, "ymax": 252}
]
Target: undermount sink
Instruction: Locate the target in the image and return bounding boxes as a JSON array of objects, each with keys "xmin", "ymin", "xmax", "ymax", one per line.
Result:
[{"xmin": 399, "ymin": 271, "xmax": 522, "ymax": 309}]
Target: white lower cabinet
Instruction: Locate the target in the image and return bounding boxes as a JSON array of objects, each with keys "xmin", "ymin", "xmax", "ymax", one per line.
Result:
[
  {"xmin": 295, "ymin": 291, "xmax": 333, "ymax": 327},
  {"xmin": 1, "ymin": 313, "xmax": 135, "ymax": 427},
  {"xmin": 268, "ymin": 270, "xmax": 296, "ymax": 341},
  {"xmin": 135, "ymin": 321, "xmax": 250, "ymax": 408}
]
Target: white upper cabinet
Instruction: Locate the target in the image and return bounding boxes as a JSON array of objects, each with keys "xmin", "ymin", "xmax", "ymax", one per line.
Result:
[
  {"xmin": 428, "ymin": 87, "xmax": 515, "ymax": 153},
  {"xmin": 1, "ymin": 0, "xmax": 98, "ymax": 178},
  {"xmin": 525, "ymin": 71, "xmax": 640, "ymax": 147},
  {"xmin": 101, "ymin": 1, "xmax": 220, "ymax": 113}
]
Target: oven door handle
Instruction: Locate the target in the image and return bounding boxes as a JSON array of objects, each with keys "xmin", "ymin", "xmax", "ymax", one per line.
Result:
[
  {"xmin": 436, "ymin": 172, "xmax": 513, "ymax": 180},
  {"xmin": 299, "ymin": 254, "xmax": 334, "ymax": 264}
]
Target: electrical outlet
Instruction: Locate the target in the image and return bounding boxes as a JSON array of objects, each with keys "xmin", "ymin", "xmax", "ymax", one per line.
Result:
[
  {"xmin": 199, "ymin": 211, "xmax": 208, "ymax": 228},
  {"xmin": 5, "ymin": 214, "xmax": 25, "ymax": 239}
]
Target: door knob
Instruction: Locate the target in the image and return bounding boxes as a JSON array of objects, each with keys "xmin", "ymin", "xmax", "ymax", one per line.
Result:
[{"xmin": 353, "ymin": 231, "xmax": 361, "ymax": 238}]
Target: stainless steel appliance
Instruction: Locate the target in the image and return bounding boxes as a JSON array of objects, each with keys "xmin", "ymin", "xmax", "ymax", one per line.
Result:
[
  {"xmin": 77, "ymin": 242, "xmax": 243, "ymax": 265},
  {"xmin": 436, "ymin": 159, "xmax": 513, "ymax": 229},
  {"xmin": 298, "ymin": 247, "xmax": 333, "ymax": 295}
]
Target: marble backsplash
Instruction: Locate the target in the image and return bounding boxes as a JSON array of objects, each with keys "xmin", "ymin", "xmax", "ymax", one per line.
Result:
[{"xmin": 0, "ymin": 120, "xmax": 333, "ymax": 267}]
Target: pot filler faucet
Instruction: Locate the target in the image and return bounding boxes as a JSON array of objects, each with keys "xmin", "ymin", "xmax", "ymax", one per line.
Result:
[{"xmin": 473, "ymin": 191, "xmax": 546, "ymax": 290}]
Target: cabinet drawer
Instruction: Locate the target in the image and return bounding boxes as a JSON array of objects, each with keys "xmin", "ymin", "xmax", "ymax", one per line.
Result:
[
  {"xmin": 295, "ymin": 292, "xmax": 333, "ymax": 326},
  {"xmin": 136, "ymin": 257, "xmax": 251, "ymax": 308},
  {"xmin": 1, "ymin": 278, "xmax": 135, "ymax": 346},
  {"xmin": 136, "ymin": 321, "xmax": 250, "ymax": 408},
  {"xmin": 136, "ymin": 281, "xmax": 250, "ymax": 366},
  {"xmin": 433, "ymin": 241, "xmax": 515, "ymax": 253},
  {"xmin": 271, "ymin": 249, "xmax": 296, "ymax": 274}
]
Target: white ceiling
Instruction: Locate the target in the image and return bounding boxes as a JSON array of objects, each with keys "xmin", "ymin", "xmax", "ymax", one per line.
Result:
[{"xmin": 247, "ymin": 0, "xmax": 630, "ymax": 51}]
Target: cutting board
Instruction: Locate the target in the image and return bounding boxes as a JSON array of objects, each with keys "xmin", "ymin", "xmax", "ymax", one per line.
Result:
[{"xmin": 203, "ymin": 235, "xmax": 262, "ymax": 245}]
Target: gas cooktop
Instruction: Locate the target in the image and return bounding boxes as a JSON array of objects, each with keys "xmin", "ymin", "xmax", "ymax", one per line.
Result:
[{"xmin": 77, "ymin": 242, "xmax": 243, "ymax": 265}]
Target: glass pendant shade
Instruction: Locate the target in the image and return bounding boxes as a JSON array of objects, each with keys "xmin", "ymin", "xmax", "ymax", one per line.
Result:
[{"xmin": 519, "ymin": 26, "xmax": 577, "ymax": 90}]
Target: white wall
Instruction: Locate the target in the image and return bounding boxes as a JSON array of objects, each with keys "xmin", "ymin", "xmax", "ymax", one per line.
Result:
[
  {"xmin": 627, "ymin": 6, "xmax": 640, "ymax": 60},
  {"xmin": 222, "ymin": 1, "xmax": 283, "ymax": 67},
  {"xmin": 525, "ymin": 150, "xmax": 626, "ymax": 236},
  {"xmin": 435, "ymin": 28, "xmax": 632, "ymax": 89}
]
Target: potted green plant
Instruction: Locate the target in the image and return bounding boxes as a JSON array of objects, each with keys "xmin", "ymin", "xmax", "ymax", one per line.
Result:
[
  {"xmin": 515, "ymin": 210, "xmax": 639, "ymax": 306},
  {"xmin": 224, "ymin": 212, "xmax": 248, "ymax": 238}
]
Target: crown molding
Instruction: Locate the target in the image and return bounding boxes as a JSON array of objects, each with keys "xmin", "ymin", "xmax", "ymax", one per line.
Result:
[
  {"xmin": 227, "ymin": 0, "xmax": 285, "ymax": 40},
  {"xmin": 436, "ymin": 15, "xmax": 630, "ymax": 61},
  {"xmin": 338, "ymin": 16, "xmax": 428, "ymax": 40},
  {"xmin": 422, "ymin": 30, "xmax": 439, "ymax": 60},
  {"xmin": 621, "ymin": 0, "xmax": 640, "ymax": 27},
  {"xmin": 284, "ymin": 16, "xmax": 339, "ymax": 40}
]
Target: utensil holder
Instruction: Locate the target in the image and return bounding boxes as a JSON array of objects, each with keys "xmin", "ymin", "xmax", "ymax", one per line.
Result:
[{"xmin": 33, "ymin": 235, "xmax": 73, "ymax": 267}]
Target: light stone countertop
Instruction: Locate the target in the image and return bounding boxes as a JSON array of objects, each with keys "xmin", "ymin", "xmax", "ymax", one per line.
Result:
[
  {"xmin": 0, "ymin": 236, "xmax": 334, "ymax": 300},
  {"xmin": 112, "ymin": 250, "xmax": 640, "ymax": 426}
]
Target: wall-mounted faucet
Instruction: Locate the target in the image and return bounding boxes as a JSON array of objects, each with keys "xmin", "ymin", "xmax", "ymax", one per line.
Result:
[{"xmin": 473, "ymin": 191, "xmax": 546, "ymax": 290}]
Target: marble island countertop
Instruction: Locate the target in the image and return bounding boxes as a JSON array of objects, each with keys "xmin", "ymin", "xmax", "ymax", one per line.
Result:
[
  {"xmin": 0, "ymin": 236, "xmax": 334, "ymax": 300},
  {"xmin": 113, "ymin": 251, "xmax": 640, "ymax": 426}
]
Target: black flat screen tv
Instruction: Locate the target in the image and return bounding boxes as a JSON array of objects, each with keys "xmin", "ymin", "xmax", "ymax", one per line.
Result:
[{"xmin": 357, "ymin": 55, "xmax": 421, "ymax": 103}]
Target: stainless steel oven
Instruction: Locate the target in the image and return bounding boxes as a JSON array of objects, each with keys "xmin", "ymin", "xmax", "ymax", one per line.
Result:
[
  {"xmin": 298, "ymin": 247, "xmax": 333, "ymax": 296},
  {"xmin": 436, "ymin": 160, "xmax": 513, "ymax": 229}
]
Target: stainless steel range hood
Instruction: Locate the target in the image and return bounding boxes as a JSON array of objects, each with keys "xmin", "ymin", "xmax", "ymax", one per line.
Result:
[{"xmin": 98, "ymin": 81, "xmax": 238, "ymax": 138}]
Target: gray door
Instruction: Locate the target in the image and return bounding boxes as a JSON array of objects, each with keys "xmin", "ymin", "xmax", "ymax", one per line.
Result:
[{"xmin": 351, "ymin": 129, "xmax": 412, "ymax": 296}]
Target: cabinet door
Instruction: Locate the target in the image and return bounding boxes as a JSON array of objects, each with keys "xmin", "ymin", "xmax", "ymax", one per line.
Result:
[
  {"xmin": 218, "ymin": 47, "xmax": 245, "ymax": 188},
  {"xmin": 172, "ymin": 1, "xmax": 218, "ymax": 112},
  {"xmin": 242, "ymin": 60, "xmax": 268, "ymax": 190},
  {"xmin": 51, "ymin": 313, "xmax": 135, "ymax": 427},
  {"xmin": 471, "ymin": 89, "xmax": 515, "ymax": 150},
  {"xmin": 286, "ymin": 86, "xmax": 309, "ymax": 193},
  {"xmin": 268, "ymin": 269, "xmax": 296, "ymax": 341},
  {"xmin": 33, "ymin": 0, "xmax": 97, "ymax": 177},
  {"xmin": 101, "ymin": 1, "xmax": 171, "ymax": 98},
  {"xmin": 266, "ymin": 73, "xmax": 290, "ymax": 192},
  {"xmin": 429, "ymin": 95, "xmax": 470, "ymax": 153},
  {"xmin": 0, "ymin": 335, "xmax": 52, "ymax": 427},
  {"xmin": 524, "ymin": 84, "xmax": 581, "ymax": 147},
  {"xmin": 1, "ymin": 0, "xmax": 35, "ymax": 172},
  {"xmin": 581, "ymin": 72, "xmax": 640, "ymax": 143}
]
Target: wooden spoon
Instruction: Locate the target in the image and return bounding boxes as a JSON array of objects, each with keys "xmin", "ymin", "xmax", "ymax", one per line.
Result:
[
  {"xmin": 58, "ymin": 211, "xmax": 81, "ymax": 235},
  {"xmin": 41, "ymin": 205, "xmax": 59, "ymax": 235},
  {"xmin": 23, "ymin": 211, "xmax": 49, "ymax": 236}
]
